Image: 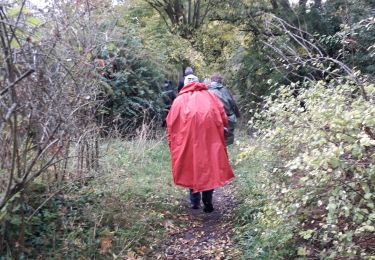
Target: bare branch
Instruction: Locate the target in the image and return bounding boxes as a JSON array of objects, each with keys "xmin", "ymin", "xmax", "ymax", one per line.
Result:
[
  {"xmin": 261, "ymin": 13, "xmax": 369, "ymax": 100},
  {"xmin": 0, "ymin": 69, "xmax": 35, "ymax": 96}
]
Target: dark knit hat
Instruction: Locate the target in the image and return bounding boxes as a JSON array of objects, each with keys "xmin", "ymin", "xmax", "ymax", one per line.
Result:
[
  {"xmin": 210, "ymin": 74, "xmax": 223, "ymax": 83},
  {"xmin": 185, "ymin": 67, "xmax": 193, "ymax": 75}
]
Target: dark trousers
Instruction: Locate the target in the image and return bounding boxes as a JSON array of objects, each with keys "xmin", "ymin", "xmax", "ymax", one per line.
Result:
[
  {"xmin": 226, "ymin": 120, "xmax": 236, "ymax": 145},
  {"xmin": 189, "ymin": 189, "xmax": 214, "ymax": 206}
]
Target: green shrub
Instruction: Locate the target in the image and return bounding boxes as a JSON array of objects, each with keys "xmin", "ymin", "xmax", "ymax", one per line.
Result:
[
  {"xmin": 97, "ymin": 33, "xmax": 166, "ymax": 134},
  {"xmin": 244, "ymin": 80, "xmax": 375, "ymax": 258}
]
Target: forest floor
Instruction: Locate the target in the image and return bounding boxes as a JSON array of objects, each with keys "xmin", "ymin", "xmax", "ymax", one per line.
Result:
[{"xmin": 151, "ymin": 183, "xmax": 241, "ymax": 260}]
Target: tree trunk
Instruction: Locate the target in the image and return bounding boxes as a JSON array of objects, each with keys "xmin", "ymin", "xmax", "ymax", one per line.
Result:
[
  {"xmin": 299, "ymin": 0, "xmax": 308, "ymax": 14},
  {"xmin": 278, "ymin": 0, "xmax": 292, "ymax": 12},
  {"xmin": 188, "ymin": 0, "xmax": 192, "ymax": 25},
  {"xmin": 195, "ymin": 0, "xmax": 201, "ymax": 28},
  {"xmin": 270, "ymin": 0, "xmax": 278, "ymax": 10},
  {"xmin": 314, "ymin": 0, "xmax": 322, "ymax": 9}
]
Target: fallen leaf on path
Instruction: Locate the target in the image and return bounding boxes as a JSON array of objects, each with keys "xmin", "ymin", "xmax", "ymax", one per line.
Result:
[{"xmin": 100, "ymin": 233, "xmax": 113, "ymax": 254}]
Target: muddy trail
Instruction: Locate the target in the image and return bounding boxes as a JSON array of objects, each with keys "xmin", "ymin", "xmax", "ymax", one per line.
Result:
[{"xmin": 151, "ymin": 184, "xmax": 241, "ymax": 260}]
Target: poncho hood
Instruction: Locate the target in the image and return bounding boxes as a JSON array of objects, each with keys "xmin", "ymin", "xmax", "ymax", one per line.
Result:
[{"xmin": 180, "ymin": 82, "xmax": 208, "ymax": 94}]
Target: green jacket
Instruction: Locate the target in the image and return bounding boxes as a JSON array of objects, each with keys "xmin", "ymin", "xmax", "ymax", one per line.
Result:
[{"xmin": 208, "ymin": 82, "xmax": 240, "ymax": 123}]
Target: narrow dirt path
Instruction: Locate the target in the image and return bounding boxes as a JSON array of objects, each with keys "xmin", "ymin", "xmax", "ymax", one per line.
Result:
[{"xmin": 151, "ymin": 183, "xmax": 240, "ymax": 260}]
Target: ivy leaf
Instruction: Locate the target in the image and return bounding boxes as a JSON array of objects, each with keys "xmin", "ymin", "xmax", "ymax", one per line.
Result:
[
  {"xmin": 7, "ymin": 7, "xmax": 31, "ymax": 17},
  {"xmin": 299, "ymin": 229, "xmax": 314, "ymax": 240},
  {"xmin": 26, "ymin": 16, "xmax": 43, "ymax": 27},
  {"xmin": 297, "ymin": 247, "xmax": 308, "ymax": 256}
]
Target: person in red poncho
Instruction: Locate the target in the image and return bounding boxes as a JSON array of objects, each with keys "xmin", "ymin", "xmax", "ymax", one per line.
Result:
[{"xmin": 166, "ymin": 74, "xmax": 235, "ymax": 213}]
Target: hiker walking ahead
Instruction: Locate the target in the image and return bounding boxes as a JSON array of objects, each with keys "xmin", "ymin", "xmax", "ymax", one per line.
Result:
[
  {"xmin": 208, "ymin": 75, "xmax": 240, "ymax": 145},
  {"xmin": 166, "ymin": 75, "xmax": 234, "ymax": 213},
  {"xmin": 177, "ymin": 67, "xmax": 194, "ymax": 93}
]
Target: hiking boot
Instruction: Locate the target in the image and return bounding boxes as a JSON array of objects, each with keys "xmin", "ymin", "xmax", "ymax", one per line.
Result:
[
  {"xmin": 189, "ymin": 189, "xmax": 201, "ymax": 209},
  {"xmin": 203, "ymin": 203, "xmax": 214, "ymax": 213},
  {"xmin": 202, "ymin": 189, "xmax": 214, "ymax": 213},
  {"xmin": 191, "ymin": 203, "xmax": 200, "ymax": 209}
]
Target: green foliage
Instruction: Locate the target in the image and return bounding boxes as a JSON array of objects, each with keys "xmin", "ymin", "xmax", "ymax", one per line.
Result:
[
  {"xmin": 122, "ymin": 1, "xmax": 206, "ymax": 78},
  {"xmin": 193, "ymin": 22, "xmax": 238, "ymax": 69},
  {"xmin": 218, "ymin": 0, "xmax": 375, "ymax": 116},
  {"xmin": 310, "ymin": 1, "xmax": 375, "ymax": 75},
  {"xmin": 244, "ymin": 80, "xmax": 375, "ymax": 258},
  {"xmin": 338, "ymin": 19, "xmax": 375, "ymax": 76},
  {"xmin": 0, "ymin": 182, "xmax": 97, "ymax": 259},
  {"xmin": 88, "ymin": 6, "xmax": 171, "ymax": 133}
]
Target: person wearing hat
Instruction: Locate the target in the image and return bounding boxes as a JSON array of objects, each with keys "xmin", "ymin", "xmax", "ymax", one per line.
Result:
[
  {"xmin": 166, "ymin": 75, "xmax": 234, "ymax": 213},
  {"xmin": 208, "ymin": 75, "xmax": 240, "ymax": 145},
  {"xmin": 177, "ymin": 67, "xmax": 194, "ymax": 93}
]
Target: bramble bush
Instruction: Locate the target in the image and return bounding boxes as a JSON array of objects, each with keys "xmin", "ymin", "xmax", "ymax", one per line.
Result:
[{"xmin": 241, "ymin": 80, "xmax": 375, "ymax": 258}]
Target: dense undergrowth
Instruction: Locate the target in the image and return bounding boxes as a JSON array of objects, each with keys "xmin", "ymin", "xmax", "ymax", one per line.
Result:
[
  {"xmin": 0, "ymin": 133, "xmax": 183, "ymax": 259},
  {"xmin": 234, "ymin": 81, "xmax": 375, "ymax": 259}
]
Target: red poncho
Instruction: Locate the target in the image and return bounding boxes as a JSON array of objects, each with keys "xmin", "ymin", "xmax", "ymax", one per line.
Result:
[{"xmin": 166, "ymin": 82, "xmax": 235, "ymax": 192}]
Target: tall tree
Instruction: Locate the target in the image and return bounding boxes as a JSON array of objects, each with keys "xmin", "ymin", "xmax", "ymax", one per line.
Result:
[{"xmin": 144, "ymin": 0, "xmax": 216, "ymax": 39}]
